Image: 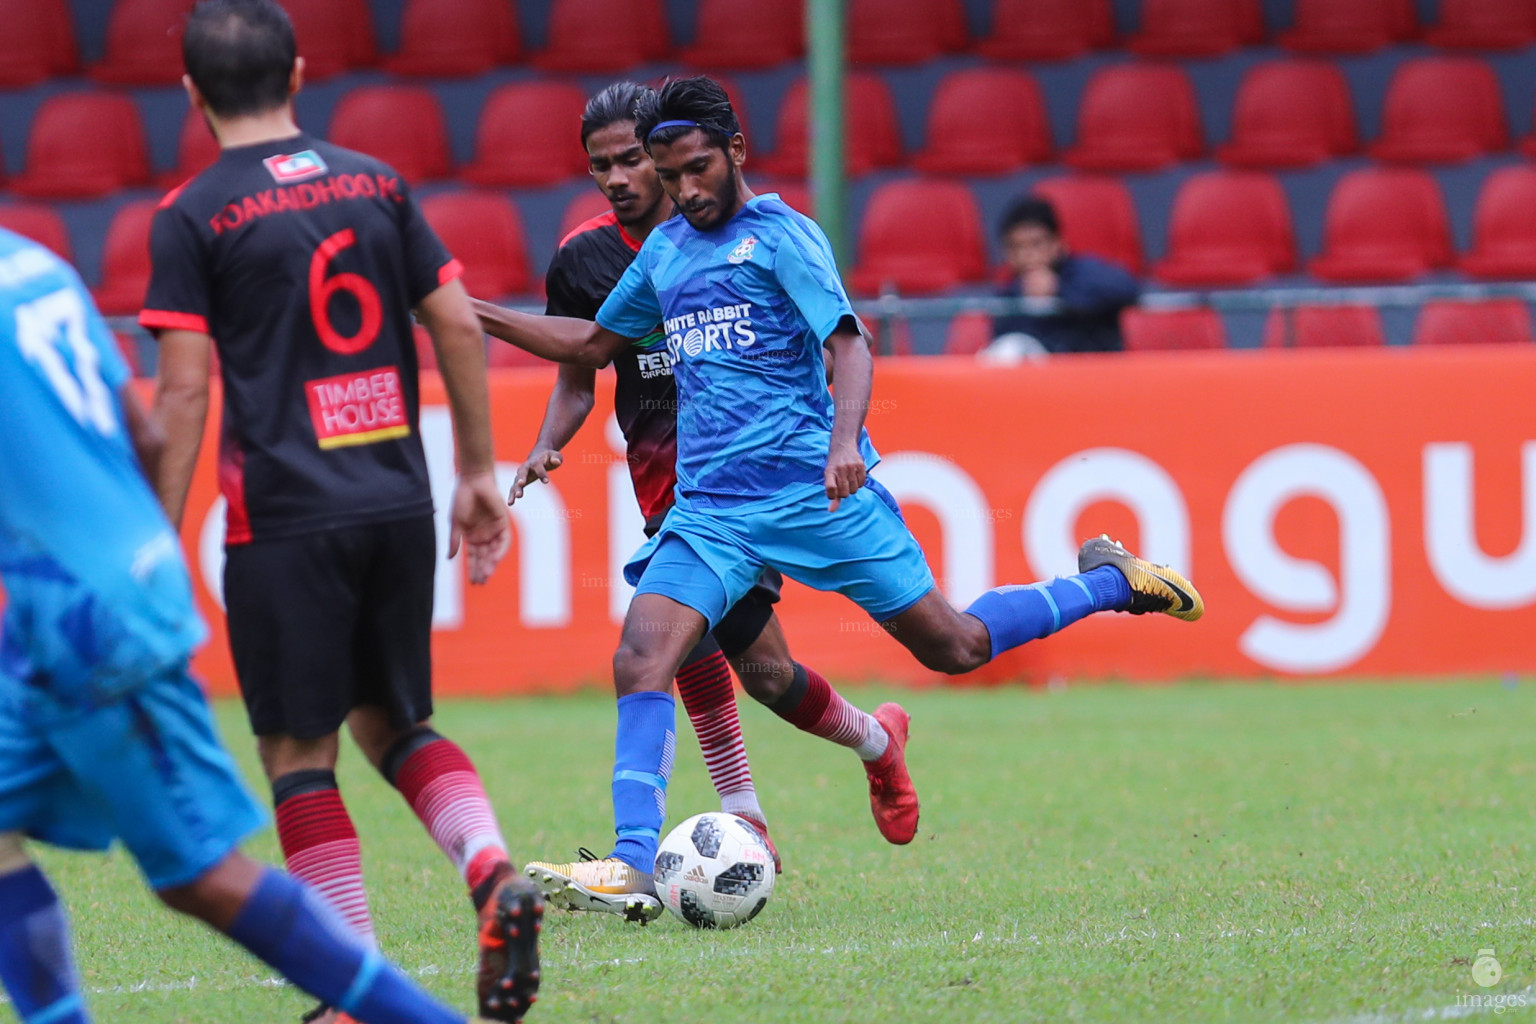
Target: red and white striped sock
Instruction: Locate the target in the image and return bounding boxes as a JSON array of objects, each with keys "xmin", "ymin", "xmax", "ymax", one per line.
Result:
[
  {"xmin": 773, "ymin": 664, "xmax": 889, "ymax": 762},
  {"xmin": 675, "ymin": 648, "xmax": 765, "ymax": 826},
  {"xmin": 390, "ymin": 734, "xmax": 510, "ymax": 898},
  {"xmin": 272, "ymin": 771, "xmax": 377, "ymax": 950}
]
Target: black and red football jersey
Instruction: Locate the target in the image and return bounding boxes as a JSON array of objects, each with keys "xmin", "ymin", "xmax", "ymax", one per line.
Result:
[
  {"xmin": 543, "ymin": 210, "xmax": 678, "ymax": 521},
  {"xmin": 140, "ymin": 134, "xmax": 462, "ymax": 544}
]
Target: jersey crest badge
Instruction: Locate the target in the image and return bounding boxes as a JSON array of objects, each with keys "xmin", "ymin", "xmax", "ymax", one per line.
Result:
[
  {"xmin": 263, "ymin": 150, "xmax": 328, "ymax": 184},
  {"xmin": 726, "ymin": 235, "xmax": 758, "ymax": 265}
]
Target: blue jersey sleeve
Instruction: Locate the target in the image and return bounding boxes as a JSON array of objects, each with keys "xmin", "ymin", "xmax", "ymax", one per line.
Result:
[
  {"xmin": 595, "ymin": 252, "xmax": 662, "ymax": 338},
  {"xmin": 771, "ymin": 219, "xmax": 855, "ymax": 343},
  {"xmin": 82, "ymin": 281, "xmax": 130, "ymax": 391}
]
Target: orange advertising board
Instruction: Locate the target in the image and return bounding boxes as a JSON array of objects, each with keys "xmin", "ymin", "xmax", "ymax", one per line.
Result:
[{"xmin": 149, "ymin": 345, "xmax": 1534, "ymax": 694}]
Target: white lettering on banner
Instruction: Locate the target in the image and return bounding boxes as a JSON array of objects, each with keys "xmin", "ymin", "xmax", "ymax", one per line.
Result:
[
  {"xmin": 1023, "ymin": 448, "xmax": 1191, "ymax": 579},
  {"xmin": 873, "ymin": 453, "xmax": 994, "ymax": 606},
  {"xmin": 423, "ymin": 408, "xmax": 572, "ymax": 628},
  {"xmin": 607, "ymin": 414, "xmax": 645, "ymax": 624},
  {"xmin": 1424, "ymin": 442, "xmax": 1536, "ymax": 610},
  {"xmin": 1224, "ymin": 444, "xmax": 1390, "ymax": 674}
]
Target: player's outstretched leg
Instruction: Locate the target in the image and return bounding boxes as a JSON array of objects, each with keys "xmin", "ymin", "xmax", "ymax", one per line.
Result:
[
  {"xmin": 884, "ymin": 535, "xmax": 1204, "ymax": 677},
  {"xmin": 672, "ymin": 636, "xmax": 778, "ymax": 869},
  {"xmin": 525, "ymin": 590, "xmax": 709, "ymax": 922},
  {"xmin": 0, "ymin": 835, "xmax": 88, "ymax": 1024},
  {"xmin": 731, "ymin": 615, "xmax": 918, "ymax": 846},
  {"xmin": 160, "ymin": 852, "xmax": 499, "ymax": 1024},
  {"xmin": 359, "ymin": 719, "xmax": 542, "ymax": 1022}
]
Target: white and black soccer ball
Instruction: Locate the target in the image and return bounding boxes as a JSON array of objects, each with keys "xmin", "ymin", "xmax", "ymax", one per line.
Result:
[{"xmin": 653, "ymin": 812, "xmax": 776, "ymax": 929}]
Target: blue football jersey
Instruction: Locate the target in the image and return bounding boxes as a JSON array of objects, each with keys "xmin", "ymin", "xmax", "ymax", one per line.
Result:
[
  {"xmin": 596, "ymin": 194, "xmax": 879, "ymax": 514},
  {"xmin": 0, "ymin": 229, "xmax": 204, "ymax": 704}
]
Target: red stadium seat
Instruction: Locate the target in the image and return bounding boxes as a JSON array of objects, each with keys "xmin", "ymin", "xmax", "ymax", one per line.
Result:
[
  {"xmin": 1425, "ymin": 0, "xmax": 1536, "ymax": 49},
  {"xmin": 848, "ymin": 0, "xmax": 966, "ymax": 64},
  {"xmin": 1309, "ymin": 168, "xmax": 1452, "ymax": 282},
  {"xmin": 1129, "ymin": 0, "xmax": 1263, "ymax": 56},
  {"xmin": 92, "ymin": 0, "xmax": 194, "ymax": 84},
  {"xmin": 534, "ymin": 0, "xmax": 668, "ymax": 71},
  {"xmin": 760, "ymin": 73, "xmax": 901, "ymax": 178},
  {"xmin": 420, "ymin": 192, "xmax": 531, "ymax": 299},
  {"xmin": 1064, "ymin": 64, "xmax": 1202, "ymax": 172},
  {"xmin": 0, "ymin": 205, "xmax": 72, "ymax": 261},
  {"xmin": 913, "ymin": 69, "xmax": 1051, "ymax": 176},
  {"xmin": 160, "ymin": 108, "xmax": 221, "ymax": 188},
  {"xmin": 284, "ymin": 0, "xmax": 374, "ymax": 78},
  {"xmin": 327, "ymin": 86, "xmax": 450, "ymax": 184},
  {"xmin": 851, "ymin": 181, "xmax": 986, "ymax": 295},
  {"xmin": 1280, "ymin": 0, "xmax": 1413, "ymax": 53},
  {"xmin": 0, "ymin": 0, "xmax": 76, "ymax": 85},
  {"xmin": 1414, "ymin": 299, "xmax": 1535, "ymax": 346},
  {"xmin": 1262, "ymin": 305, "xmax": 1385, "ymax": 348},
  {"xmin": 92, "ymin": 201, "xmax": 158, "ymax": 316},
  {"xmin": 1120, "ymin": 307, "xmax": 1226, "ymax": 351},
  {"xmin": 978, "ymin": 0, "xmax": 1114, "ymax": 60},
  {"xmin": 559, "ymin": 191, "xmax": 619, "ymax": 242},
  {"xmin": 11, "ymin": 93, "xmax": 151, "ymax": 199},
  {"xmin": 1029, "ymin": 175, "xmax": 1143, "ymax": 274},
  {"xmin": 1371, "ymin": 58, "xmax": 1506, "ymax": 164},
  {"xmin": 1461, "ymin": 166, "xmax": 1536, "ymax": 279},
  {"xmin": 1153, "ymin": 171, "xmax": 1295, "ymax": 286},
  {"xmin": 463, "ymin": 82, "xmax": 589, "ymax": 188},
  {"xmin": 1218, "ymin": 59, "xmax": 1356, "ymax": 168},
  {"xmin": 944, "ymin": 312, "xmax": 993, "ymax": 356},
  {"xmin": 680, "ymin": 0, "xmax": 800, "ymax": 69},
  {"xmin": 386, "ymin": 0, "xmax": 520, "ymax": 76},
  {"xmin": 753, "ymin": 178, "xmax": 812, "ymax": 217}
]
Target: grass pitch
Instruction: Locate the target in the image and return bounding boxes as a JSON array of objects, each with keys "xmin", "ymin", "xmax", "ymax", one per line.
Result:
[{"xmin": 29, "ymin": 679, "xmax": 1536, "ymax": 1024}]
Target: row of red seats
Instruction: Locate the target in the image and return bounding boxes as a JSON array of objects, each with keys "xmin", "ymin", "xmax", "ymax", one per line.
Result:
[
  {"xmin": 11, "ymin": 160, "xmax": 1536, "ymax": 321},
  {"xmin": 6, "ymin": 53, "xmax": 1533, "ymax": 200},
  {"xmin": 859, "ymin": 165, "xmax": 1536, "ymax": 294},
  {"xmin": 8, "ymin": 0, "xmax": 1536, "ymax": 86},
  {"xmin": 943, "ymin": 300, "xmax": 1536, "ymax": 354}
]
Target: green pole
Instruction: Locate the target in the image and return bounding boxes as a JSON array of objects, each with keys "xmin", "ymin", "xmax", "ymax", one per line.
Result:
[{"xmin": 807, "ymin": 0, "xmax": 847, "ymax": 270}]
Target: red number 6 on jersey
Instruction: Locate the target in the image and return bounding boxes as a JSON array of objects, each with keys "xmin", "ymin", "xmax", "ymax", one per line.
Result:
[{"xmin": 309, "ymin": 228, "xmax": 383, "ymax": 355}]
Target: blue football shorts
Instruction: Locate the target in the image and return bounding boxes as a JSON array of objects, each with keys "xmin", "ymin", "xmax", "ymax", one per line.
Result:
[
  {"xmin": 626, "ymin": 478, "xmax": 936, "ymax": 629},
  {"xmin": 0, "ymin": 666, "xmax": 266, "ymax": 890}
]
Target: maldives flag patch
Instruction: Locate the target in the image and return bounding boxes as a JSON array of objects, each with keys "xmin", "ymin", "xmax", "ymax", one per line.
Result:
[{"xmin": 263, "ymin": 150, "xmax": 327, "ymax": 184}]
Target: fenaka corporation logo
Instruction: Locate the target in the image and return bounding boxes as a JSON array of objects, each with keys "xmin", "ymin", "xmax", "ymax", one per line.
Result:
[
  {"xmin": 263, "ymin": 150, "xmax": 328, "ymax": 184},
  {"xmin": 726, "ymin": 234, "xmax": 757, "ymax": 264}
]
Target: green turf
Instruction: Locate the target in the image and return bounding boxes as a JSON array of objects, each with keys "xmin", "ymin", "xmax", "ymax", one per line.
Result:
[{"xmin": 27, "ymin": 679, "xmax": 1536, "ymax": 1023}]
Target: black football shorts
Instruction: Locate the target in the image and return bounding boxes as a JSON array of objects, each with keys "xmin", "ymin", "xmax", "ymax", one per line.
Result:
[{"xmin": 223, "ymin": 514, "xmax": 435, "ymax": 739}]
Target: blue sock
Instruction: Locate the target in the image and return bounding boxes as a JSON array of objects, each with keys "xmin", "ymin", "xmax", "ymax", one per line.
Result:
[
  {"xmin": 226, "ymin": 868, "xmax": 463, "ymax": 1024},
  {"xmin": 0, "ymin": 866, "xmax": 89, "ymax": 1024},
  {"xmin": 963, "ymin": 566, "xmax": 1131, "ymax": 660},
  {"xmin": 609, "ymin": 690, "xmax": 677, "ymax": 873}
]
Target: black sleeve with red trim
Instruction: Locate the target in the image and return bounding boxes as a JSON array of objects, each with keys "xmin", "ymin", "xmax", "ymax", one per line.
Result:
[
  {"xmin": 139, "ymin": 204, "xmax": 212, "ymax": 334},
  {"xmin": 397, "ymin": 183, "xmax": 462, "ymax": 306},
  {"xmin": 544, "ymin": 244, "xmax": 597, "ymax": 321}
]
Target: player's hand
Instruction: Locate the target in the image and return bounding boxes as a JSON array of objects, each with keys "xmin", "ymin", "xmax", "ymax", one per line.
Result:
[
  {"xmin": 825, "ymin": 441, "xmax": 866, "ymax": 512},
  {"xmin": 448, "ymin": 471, "xmax": 512, "ymax": 585},
  {"xmin": 508, "ymin": 449, "xmax": 563, "ymax": 505}
]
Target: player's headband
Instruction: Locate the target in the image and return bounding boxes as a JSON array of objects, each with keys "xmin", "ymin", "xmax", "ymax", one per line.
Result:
[{"xmin": 647, "ymin": 119, "xmax": 701, "ymax": 140}]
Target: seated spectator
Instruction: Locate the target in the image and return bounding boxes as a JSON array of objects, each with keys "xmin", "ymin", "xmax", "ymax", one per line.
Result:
[{"xmin": 986, "ymin": 197, "xmax": 1141, "ymax": 357}]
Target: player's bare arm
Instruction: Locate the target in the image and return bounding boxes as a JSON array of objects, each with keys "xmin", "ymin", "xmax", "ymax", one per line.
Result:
[
  {"xmin": 151, "ymin": 328, "xmax": 213, "ymax": 529},
  {"xmin": 824, "ymin": 322, "xmax": 872, "ymax": 512},
  {"xmin": 472, "ymin": 297, "xmax": 633, "ymax": 368},
  {"xmin": 512, "ymin": 362, "xmax": 597, "ymax": 505},
  {"xmin": 415, "ymin": 278, "xmax": 510, "ymax": 585},
  {"xmin": 118, "ymin": 383, "xmax": 166, "ymax": 485}
]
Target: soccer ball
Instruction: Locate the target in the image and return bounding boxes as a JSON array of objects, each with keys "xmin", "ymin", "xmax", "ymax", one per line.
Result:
[{"xmin": 653, "ymin": 812, "xmax": 776, "ymax": 928}]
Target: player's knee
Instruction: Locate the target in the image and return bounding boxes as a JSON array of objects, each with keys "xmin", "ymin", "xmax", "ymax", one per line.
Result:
[
  {"xmin": 735, "ymin": 659, "xmax": 795, "ymax": 703},
  {"xmin": 916, "ymin": 633, "xmax": 990, "ymax": 676},
  {"xmin": 612, "ymin": 638, "xmax": 674, "ymax": 696},
  {"xmin": 0, "ymin": 831, "xmax": 29, "ymax": 875}
]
